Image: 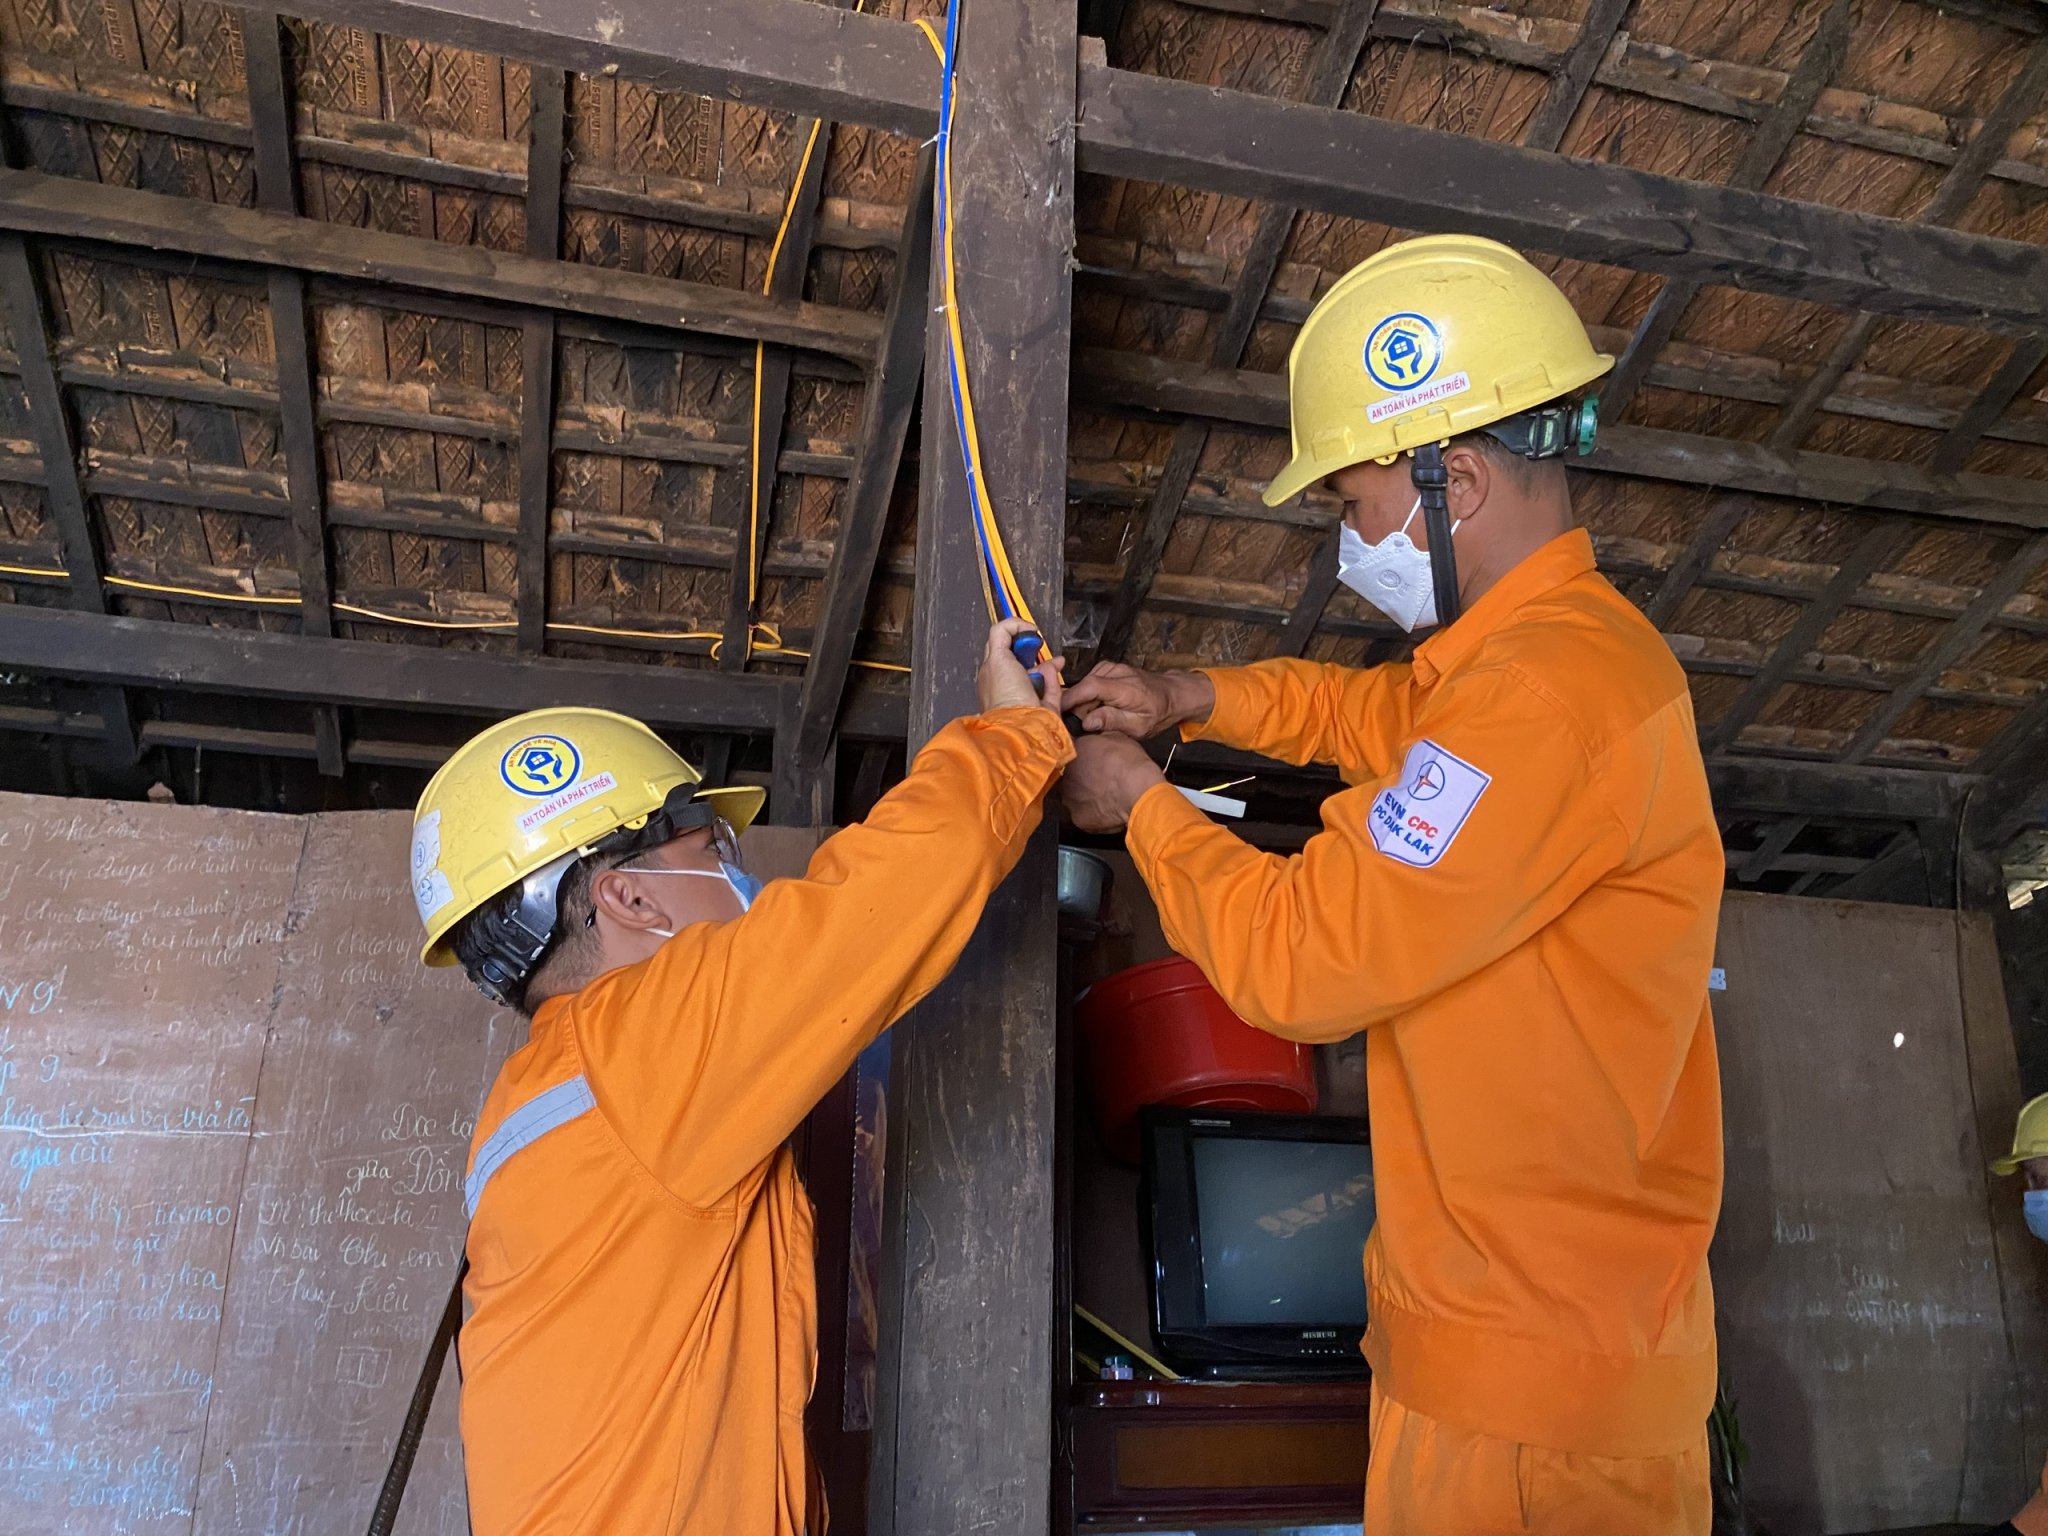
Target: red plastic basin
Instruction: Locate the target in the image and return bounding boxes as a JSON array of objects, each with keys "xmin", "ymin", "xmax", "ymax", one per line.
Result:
[{"xmin": 1077, "ymin": 955, "xmax": 1317, "ymax": 1164}]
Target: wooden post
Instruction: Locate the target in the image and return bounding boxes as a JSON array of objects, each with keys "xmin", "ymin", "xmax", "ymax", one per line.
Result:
[{"xmin": 868, "ymin": 2, "xmax": 1076, "ymax": 1532}]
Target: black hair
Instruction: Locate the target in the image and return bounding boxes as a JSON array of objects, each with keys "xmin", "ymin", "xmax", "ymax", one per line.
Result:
[{"xmin": 449, "ymin": 844, "xmax": 633, "ymax": 1018}]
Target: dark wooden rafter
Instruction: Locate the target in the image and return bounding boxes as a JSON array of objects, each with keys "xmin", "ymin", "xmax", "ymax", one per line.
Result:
[
  {"xmin": 1976, "ymin": 690, "xmax": 2048, "ymax": 848},
  {"xmin": 788, "ymin": 148, "xmax": 936, "ymax": 774},
  {"xmin": 1094, "ymin": 0, "xmax": 1378, "ymax": 663},
  {"xmin": 1078, "ymin": 262, "xmax": 2048, "ymax": 450},
  {"xmin": 517, "ymin": 69, "xmax": 568, "ymax": 653},
  {"xmin": 241, "ymin": 9, "xmax": 346, "ymax": 775},
  {"xmin": 869, "ymin": 1, "xmax": 1075, "ymax": 1530},
  {"xmin": 1735, "ymin": 816, "xmax": 1806, "ymax": 882},
  {"xmin": 1271, "ymin": 528, "xmax": 1343, "ymax": 659},
  {"xmin": 1824, "ymin": 824, "xmax": 1933, "ymax": 902},
  {"xmin": 1769, "ymin": 36, "xmax": 2048, "ymax": 452},
  {"xmin": 1073, "ymin": 66, "xmax": 2048, "ymax": 332},
  {"xmin": 769, "ymin": 684, "xmax": 835, "ymax": 826},
  {"xmin": 1699, "ymin": 514, "xmax": 1916, "ymax": 756},
  {"xmin": 0, "ymin": 172, "xmax": 881, "ymax": 361},
  {"xmin": 1518, "ymin": 0, "xmax": 1633, "ymax": 153},
  {"xmin": 1600, "ymin": 0, "xmax": 1855, "ymax": 422},
  {"xmin": 723, "ymin": 98, "xmax": 837, "ymax": 674},
  {"xmin": 1074, "ymin": 348, "xmax": 2048, "ymax": 530},
  {"xmin": 1839, "ymin": 531, "xmax": 2048, "ymax": 763},
  {"xmin": 0, "ymin": 603, "xmax": 910, "ymax": 740},
  {"xmin": 1172, "ymin": 0, "xmax": 2046, "ymax": 37},
  {"xmin": 201, "ymin": 0, "xmax": 2048, "ymax": 333},
  {"xmin": 0, "ymin": 234, "xmax": 137, "ymax": 764},
  {"xmin": 1931, "ymin": 336, "xmax": 2048, "ymax": 477},
  {"xmin": 1642, "ymin": 495, "xmax": 1753, "ymax": 629}
]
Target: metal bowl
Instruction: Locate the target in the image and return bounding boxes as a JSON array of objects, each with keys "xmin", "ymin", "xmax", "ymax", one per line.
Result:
[{"xmin": 1057, "ymin": 847, "xmax": 1113, "ymax": 938}]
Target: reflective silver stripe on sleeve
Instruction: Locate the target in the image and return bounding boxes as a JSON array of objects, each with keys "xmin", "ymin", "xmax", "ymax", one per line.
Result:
[{"xmin": 464, "ymin": 1075, "xmax": 597, "ymax": 1217}]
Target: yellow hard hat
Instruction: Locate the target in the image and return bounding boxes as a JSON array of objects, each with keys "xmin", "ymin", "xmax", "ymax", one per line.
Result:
[
  {"xmin": 1262, "ymin": 234, "xmax": 1614, "ymax": 507},
  {"xmin": 1991, "ymin": 1092, "xmax": 2048, "ymax": 1174},
  {"xmin": 410, "ymin": 706, "xmax": 765, "ymax": 971}
]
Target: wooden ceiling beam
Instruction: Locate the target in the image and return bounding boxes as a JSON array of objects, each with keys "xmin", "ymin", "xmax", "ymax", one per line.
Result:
[
  {"xmin": 0, "ymin": 171, "xmax": 883, "ymax": 361},
  {"xmin": 1518, "ymin": 0, "xmax": 1633, "ymax": 153},
  {"xmin": 0, "ymin": 81, "xmax": 907, "ymax": 257},
  {"xmin": 0, "ymin": 604, "xmax": 800, "ymax": 732},
  {"xmin": 1165, "ymin": 0, "xmax": 2048, "ymax": 148},
  {"xmin": 1769, "ymin": 36, "xmax": 2048, "ymax": 451},
  {"xmin": 183, "ymin": 0, "xmax": 2048, "ymax": 332},
  {"xmin": 1171, "ymin": 0, "xmax": 2046, "ymax": 38},
  {"xmin": 287, "ymin": 0, "xmax": 940, "ymax": 134},
  {"xmin": 1074, "ymin": 63, "xmax": 2048, "ymax": 332},
  {"xmin": 1093, "ymin": 0, "xmax": 1377, "ymax": 662},
  {"xmin": 1601, "ymin": 0, "xmax": 1854, "ymax": 422},
  {"xmin": 1074, "ymin": 265, "xmax": 2048, "ymax": 449},
  {"xmin": 792, "ymin": 148, "xmax": 935, "ymax": 771},
  {"xmin": 1072, "ymin": 348, "xmax": 2048, "ymax": 530}
]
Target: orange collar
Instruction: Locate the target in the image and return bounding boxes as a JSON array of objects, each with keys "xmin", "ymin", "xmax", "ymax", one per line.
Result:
[{"xmin": 1412, "ymin": 528, "xmax": 1597, "ymax": 686}]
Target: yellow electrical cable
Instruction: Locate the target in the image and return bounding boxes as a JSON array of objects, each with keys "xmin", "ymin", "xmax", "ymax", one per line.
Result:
[
  {"xmin": 549, "ymin": 621, "xmax": 724, "ymax": 644},
  {"xmin": 757, "ymin": 643, "xmax": 913, "ymax": 674},
  {"xmin": 738, "ymin": 3, "xmax": 864, "ymax": 664},
  {"xmin": 113, "ymin": 576, "xmax": 300, "ymax": 605}
]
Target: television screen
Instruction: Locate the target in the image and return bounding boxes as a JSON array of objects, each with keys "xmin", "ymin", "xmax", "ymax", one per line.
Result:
[
  {"xmin": 1141, "ymin": 1108, "xmax": 1374, "ymax": 1378},
  {"xmin": 1190, "ymin": 1134, "xmax": 1374, "ymax": 1327}
]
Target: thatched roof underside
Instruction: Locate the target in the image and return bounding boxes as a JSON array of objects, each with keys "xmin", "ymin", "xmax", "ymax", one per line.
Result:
[{"xmin": 0, "ymin": 0, "xmax": 2044, "ymax": 890}]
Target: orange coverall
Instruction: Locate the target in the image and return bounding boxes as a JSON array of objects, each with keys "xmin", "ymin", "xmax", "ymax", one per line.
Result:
[
  {"xmin": 1126, "ymin": 529, "xmax": 1723, "ymax": 1534},
  {"xmin": 2016, "ymin": 1455, "xmax": 2048, "ymax": 1536},
  {"xmin": 456, "ymin": 707, "xmax": 1073, "ymax": 1536}
]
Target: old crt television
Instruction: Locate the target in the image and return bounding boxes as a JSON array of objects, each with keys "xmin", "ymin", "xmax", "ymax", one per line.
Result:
[{"xmin": 1140, "ymin": 1107, "xmax": 1374, "ymax": 1379}]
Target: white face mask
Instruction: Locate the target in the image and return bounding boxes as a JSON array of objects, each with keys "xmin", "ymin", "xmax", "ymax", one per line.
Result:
[
  {"xmin": 2026, "ymin": 1188, "xmax": 2048, "ymax": 1245},
  {"xmin": 1335, "ymin": 497, "xmax": 1459, "ymax": 633},
  {"xmin": 628, "ymin": 862, "xmax": 760, "ymax": 939}
]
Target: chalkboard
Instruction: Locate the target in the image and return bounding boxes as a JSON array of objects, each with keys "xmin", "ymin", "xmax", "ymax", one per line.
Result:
[
  {"xmin": 0, "ymin": 792, "xmax": 829, "ymax": 1535},
  {"xmin": 1712, "ymin": 892, "xmax": 2048, "ymax": 1531}
]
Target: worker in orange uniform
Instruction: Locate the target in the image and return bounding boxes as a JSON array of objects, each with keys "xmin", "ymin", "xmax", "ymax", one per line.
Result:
[
  {"xmin": 1985, "ymin": 1092, "xmax": 2048, "ymax": 1536},
  {"xmin": 1061, "ymin": 235, "xmax": 1723, "ymax": 1535},
  {"xmin": 406, "ymin": 617, "xmax": 1070, "ymax": 1536}
]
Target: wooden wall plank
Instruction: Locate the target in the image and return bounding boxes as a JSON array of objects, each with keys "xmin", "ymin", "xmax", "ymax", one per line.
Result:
[
  {"xmin": 1711, "ymin": 893, "xmax": 2044, "ymax": 1529},
  {"xmin": 0, "ymin": 794, "xmax": 309, "ymax": 1529},
  {"xmin": 190, "ymin": 812, "xmax": 510, "ymax": 1536}
]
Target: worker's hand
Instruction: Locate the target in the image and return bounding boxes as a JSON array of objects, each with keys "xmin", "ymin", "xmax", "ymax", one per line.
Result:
[
  {"xmin": 1061, "ymin": 732, "xmax": 1165, "ymax": 833},
  {"xmin": 978, "ymin": 617, "xmax": 1065, "ymax": 715},
  {"xmin": 1062, "ymin": 661, "xmax": 1215, "ymax": 740}
]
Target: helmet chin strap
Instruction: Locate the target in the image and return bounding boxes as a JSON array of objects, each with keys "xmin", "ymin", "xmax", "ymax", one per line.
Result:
[{"xmin": 1410, "ymin": 441, "xmax": 1462, "ymax": 627}]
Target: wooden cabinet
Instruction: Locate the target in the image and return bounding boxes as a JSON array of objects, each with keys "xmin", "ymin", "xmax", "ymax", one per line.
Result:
[{"xmin": 1066, "ymin": 1380, "xmax": 1368, "ymax": 1529}]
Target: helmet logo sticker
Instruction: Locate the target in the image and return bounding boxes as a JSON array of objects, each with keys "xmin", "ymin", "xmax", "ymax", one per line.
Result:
[
  {"xmin": 1364, "ymin": 313, "xmax": 1442, "ymax": 393},
  {"xmin": 501, "ymin": 735, "xmax": 581, "ymax": 797}
]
